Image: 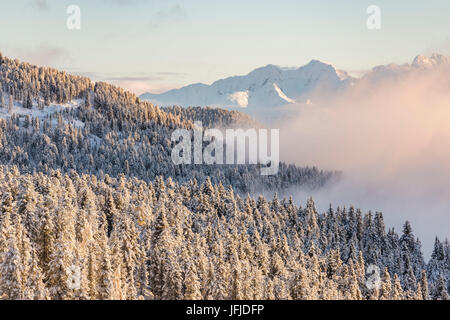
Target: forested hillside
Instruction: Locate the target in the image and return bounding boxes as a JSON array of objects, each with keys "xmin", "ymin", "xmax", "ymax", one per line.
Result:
[
  {"xmin": 0, "ymin": 53, "xmax": 331, "ymax": 194},
  {"xmin": 164, "ymin": 106, "xmax": 261, "ymax": 129},
  {"xmin": 0, "ymin": 53, "xmax": 448, "ymax": 300},
  {"xmin": 0, "ymin": 167, "xmax": 448, "ymax": 300}
]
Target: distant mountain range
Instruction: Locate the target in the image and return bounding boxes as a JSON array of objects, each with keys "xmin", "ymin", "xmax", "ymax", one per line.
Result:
[
  {"xmin": 140, "ymin": 53, "xmax": 450, "ymax": 123},
  {"xmin": 361, "ymin": 53, "xmax": 450, "ymax": 83},
  {"xmin": 141, "ymin": 60, "xmax": 352, "ymax": 108}
]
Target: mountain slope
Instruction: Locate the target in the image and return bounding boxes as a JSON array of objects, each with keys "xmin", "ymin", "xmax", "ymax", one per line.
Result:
[
  {"xmin": 140, "ymin": 60, "xmax": 353, "ymax": 110},
  {"xmin": 0, "ymin": 53, "xmax": 333, "ymax": 194},
  {"xmin": 1, "ymin": 166, "xmax": 447, "ymax": 300}
]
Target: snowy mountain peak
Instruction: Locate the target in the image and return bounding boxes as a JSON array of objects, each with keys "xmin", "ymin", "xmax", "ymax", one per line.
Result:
[
  {"xmin": 249, "ymin": 64, "xmax": 282, "ymax": 76},
  {"xmin": 140, "ymin": 59, "xmax": 351, "ymax": 116},
  {"xmin": 305, "ymin": 59, "xmax": 330, "ymax": 68},
  {"xmin": 412, "ymin": 53, "xmax": 450, "ymax": 68},
  {"xmin": 302, "ymin": 59, "xmax": 345, "ymax": 75}
]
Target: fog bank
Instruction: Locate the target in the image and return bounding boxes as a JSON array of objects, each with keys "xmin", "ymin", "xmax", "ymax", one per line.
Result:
[{"xmin": 278, "ymin": 64, "xmax": 450, "ymax": 256}]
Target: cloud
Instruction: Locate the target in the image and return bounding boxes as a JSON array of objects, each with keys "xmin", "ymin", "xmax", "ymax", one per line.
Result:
[
  {"xmin": 155, "ymin": 71, "xmax": 187, "ymax": 77},
  {"xmin": 276, "ymin": 59, "xmax": 450, "ymax": 256},
  {"xmin": 103, "ymin": 0, "xmax": 146, "ymax": 6},
  {"xmin": 29, "ymin": 0, "xmax": 48, "ymax": 11},
  {"xmin": 107, "ymin": 76, "xmax": 164, "ymax": 82},
  {"xmin": 72, "ymin": 71, "xmax": 185, "ymax": 82},
  {"xmin": 69, "ymin": 71, "xmax": 186, "ymax": 95},
  {"xmin": 149, "ymin": 4, "xmax": 187, "ymax": 30},
  {"xmin": 110, "ymin": 80, "xmax": 177, "ymax": 95},
  {"xmin": 9, "ymin": 45, "xmax": 71, "ymax": 66},
  {"xmin": 105, "ymin": 73, "xmax": 185, "ymax": 94}
]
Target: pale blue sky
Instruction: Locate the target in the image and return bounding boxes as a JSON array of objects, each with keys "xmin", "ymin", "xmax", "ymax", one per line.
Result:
[{"xmin": 1, "ymin": 0, "xmax": 449, "ymax": 94}]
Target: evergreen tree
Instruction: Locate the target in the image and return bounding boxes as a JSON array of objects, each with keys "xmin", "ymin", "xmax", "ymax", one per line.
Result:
[
  {"xmin": 379, "ymin": 268, "xmax": 392, "ymax": 300},
  {"xmin": 392, "ymin": 274, "xmax": 404, "ymax": 300},
  {"xmin": 432, "ymin": 274, "xmax": 449, "ymax": 300},
  {"xmin": 0, "ymin": 233, "xmax": 23, "ymax": 299},
  {"xmin": 0, "ymin": 90, "xmax": 5, "ymax": 109},
  {"xmin": 8, "ymin": 94, "xmax": 14, "ymax": 114},
  {"xmin": 97, "ymin": 231, "xmax": 113, "ymax": 300},
  {"xmin": 24, "ymin": 92, "xmax": 33, "ymax": 109},
  {"xmin": 419, "ymin": 270, "xmax": 429, "ymax": 300},
  {"xmin": 25, "ymin": 249, "xmax": 48, "ymax": 300},
  {"xmin": 184, "ymin": 262, "xmax": 202, "ymax": 300}
]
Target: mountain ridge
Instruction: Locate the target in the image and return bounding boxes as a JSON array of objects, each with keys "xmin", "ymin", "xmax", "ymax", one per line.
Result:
[
  {"xmin": 140, "ymin": 54, "xmax": 450, "ymax": 118},
  {"xmin": 140, "ymin": 60, "xmax": 354, "ymax": 111}
]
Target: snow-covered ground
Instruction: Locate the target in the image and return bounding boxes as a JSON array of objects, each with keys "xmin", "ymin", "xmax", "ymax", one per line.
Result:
[{"xmin": 0, "ymin": 98, "xmax": 84, "ymax": 127}]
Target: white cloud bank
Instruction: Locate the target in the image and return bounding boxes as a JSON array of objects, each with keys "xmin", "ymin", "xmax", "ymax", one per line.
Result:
[{"xmin": 277, "ymin": 57, "xmax": 450, "ymax": 255}]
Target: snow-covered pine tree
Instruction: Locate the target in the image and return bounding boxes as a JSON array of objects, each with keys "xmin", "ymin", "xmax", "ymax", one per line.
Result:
[
  {"xmin": 184, "ymin": 262, "xmax": 202, "ymax": 300},
  {"xmin": 97, "ymin": 231, "xmax": 114, "ymax": 300},
  {"xmin": 392, "ymin": 274, "xmax": 404, "ymax": 300},
  {"xmin": 0, "ymin": 89, "xmax": 5, "ymax": 109},
  {"xmin": 0, "ymin": 227, "xmax": 23, "ymax": 299},
  {"xmin": 419, "ymin": 270, "xmax": 429, "ymax": 300},
  {"xmin": 25, "ymin": 248, "xmax": 48, "ymax": 300},
  {"xmin": 379, "ymin": 267, "xmax": 392, "ymax": 300},
  {"xmin": 8, "ymin": 94, "xmax": 14, "ymax": 114},
  {"xmin": 432, "ymin": 274, "xmax": 449, "ymax": 300}
]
